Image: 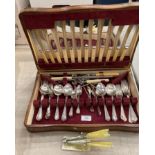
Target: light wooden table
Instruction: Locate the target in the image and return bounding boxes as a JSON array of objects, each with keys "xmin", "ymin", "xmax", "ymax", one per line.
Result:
[{"xmin": 15, "ymin": 46, "xmax": 138, "ymax": 155}]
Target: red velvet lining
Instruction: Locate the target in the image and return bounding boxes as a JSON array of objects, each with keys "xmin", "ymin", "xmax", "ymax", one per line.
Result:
[
  {"xmin": 32, "ymin": 96, "xmax": 138, "ymax": 125},
  {"xmin": 32, "ymin": 77, "xmax": 139, "ymax": 125},
  {"xmin": 38, "ymin": 56, "xmax": 130, "ymax": 70},
  {"xmin": 19, "ymin": 7, "xmax": 139, "ymax": 29},
  {"xmin": 111, "ymin": 72, "xmax": 128, "ymax": 84}
]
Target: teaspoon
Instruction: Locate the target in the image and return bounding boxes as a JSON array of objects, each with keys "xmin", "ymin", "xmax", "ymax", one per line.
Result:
[
  {"xmin": 36, "ymin": 81, "xmax": 49, "ymax": 121},
  {"xmin": 61, "ymin": 83, "xmax": 73, "ymax": 121},
  {"xmin": 45, "ymin": 83, "xmax": 53, "ymax": 119},
  {"xmin": 53, "ymin": 84, "xmax": 63, "ymax": 120},
  {"xmin": 115, "ymin": 84, "xmax": 127, "ymax": 122},
  {"xmin": 87, "ymin": 86, "xmax": 94, "ymax": 112},
  {"xmin": 95, "ymin": 83, "xmax": 111, "ymax": 121},
  {"xmin": 106, "ymin": 83, "xmax": 118, "ymax": 122},
  {"xmin": 75, "ymin": 85, "xmax": 82, "ymax": 114}
]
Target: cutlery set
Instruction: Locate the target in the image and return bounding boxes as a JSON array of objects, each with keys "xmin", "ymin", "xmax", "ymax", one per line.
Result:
[
  {"xmin": 33, "ymin": 74, "xmax": 138, "ymax": 123},
  {"xmin": 20, "ymin": 5, "xmax": 139, "ymax": 132}
]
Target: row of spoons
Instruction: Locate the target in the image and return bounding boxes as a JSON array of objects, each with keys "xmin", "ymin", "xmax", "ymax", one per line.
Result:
[
  {"xmin": 36, "ymin": 79, "xmax": 138, "ymax": 123},
  {"xmin": 94, "ymin": 81, "xmax": 138, "ymax": 123},
  {"xmin": 36, "ymin": 81, "xmax": 82, "ymax": 121}
]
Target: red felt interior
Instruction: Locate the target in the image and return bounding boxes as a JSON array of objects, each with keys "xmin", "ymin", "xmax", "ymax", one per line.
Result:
[
  {"xmin": 38, "ymin": 56, "xmax": 130, "ymax": 70},
  {"xmin": 19, "ymin": 6, "xmax": 139, "ymax": 29},
  {"xmin": 32, "ymin": 75, "xmax": 139, "ymax": 125}
]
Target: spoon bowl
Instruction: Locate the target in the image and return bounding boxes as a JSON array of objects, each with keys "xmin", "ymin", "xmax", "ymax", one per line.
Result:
[
  {"xmin": 105, "ymin": 84, "xmax": 116, "ymax": 96},
  {"xmin": 95, "ymin": 83, "xmax": 106, "ymax": 96},
  {"xmin": 115, "ymin": 84, "xmax": 123, "ymax": 96},
  {"xmin": 63, "ymin": 83, "xmax": 73, "ymax": 96},
  {"xmin": 40, "ymin": 82, "xmax": 49, "ymax": 95},
  {"xmin": 76, "ymin": 85, "xmax": 82, "ymax": 96},
  {"xmin": 53, "ymin": 84, "xmax": 63, "ymax": 96},
  {"xmin": 121, "ymin": 80, "xmax": 130, "ymax": 96}
]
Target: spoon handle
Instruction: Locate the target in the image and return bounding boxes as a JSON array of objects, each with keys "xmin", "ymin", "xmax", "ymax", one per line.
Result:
[
  {"xmin": 45, "ymin": 104, "xmax": 50, "ymax": 120},
  {"xmin": 54, "ymin": 96, "xmax": 60, "ymax": 120},
  {"xmin": 103, "ymin": 104, "xmax": 111, "ymax": 121},
  {"xmin": 76, "ymin": 104, "xmax": 80, "ymax": 114},
  {"xmin": 112, "ymin": 104, "xmax": 118, "ymax": 122},
  {"xmin": 120, "ymin": 103, "xmax": 127, "ymax": 122},
  {"xmin": 90, "ymin": 105, "xmax": 95, "ymax": 112},
  {"xmin": 36, "ymin": 106, "xmax": 43, "ymax": 121},
  {"xmin": 128, "ymin": 104, "xmax": 132, "ymax": 123},
  {"xmin": 69, "ymin": 105, "xmax": 73, "ymax": 117},
  {"xmin": 45, "ymin": 96, "xmax": 51, "ymax": 119},
  {"xmin": 97, "ymin": 106, "xmax": 102, "ymax": 116},
  {"xmin": 89, "ymin": 96, "xmax": 94, "ymax": 112},
  {"xmin": 102, "ymin": 96, "xmax": 110, "ymax": 121},
  {"xmin": 129, "ymin": 104, "xmax": 138, "ymax": 123},
  {"xmin": 36, "ymin": 95, "xmax": 44, "ymax": 121},
  {"xmin": 61, "ymin": 96, "xmax": 68, "ymax": 121},
  {"xmin": 76, "ymin": 96, "xmax": 80, "ymax": 114}
]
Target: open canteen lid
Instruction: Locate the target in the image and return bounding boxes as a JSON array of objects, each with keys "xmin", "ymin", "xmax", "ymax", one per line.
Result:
[{"xmin": 19, "ymin": 3, "xmax": 139, "ymax": 72}]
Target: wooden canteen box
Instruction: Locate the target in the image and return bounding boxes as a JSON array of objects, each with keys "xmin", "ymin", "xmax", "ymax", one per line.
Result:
[{"xmin": 19, "ymin": 3, "xmax": 139, "ymax": 132}]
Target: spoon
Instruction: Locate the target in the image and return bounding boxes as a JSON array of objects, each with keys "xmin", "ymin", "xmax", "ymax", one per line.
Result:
[
  {"xmin": 45, "ymin": 83, "xmax": 53, "ymax": 119},
  {"xmin": 106, "ymin": 83, "xmax": 118, "ymax": 122},
  {"xmin": 69, "ymin": 81, "xmax": 77, "ymax": 117},
  {"xmin": 53, "ymin": 84, "xmax": 63, "ymax": 120},
  {"xmin": 95, "ymin": 83, "xmax": 111, "ymax": 121},
  {"xmin": 75, "ymin": 85, "xmax": 82, "ymax": 114},
  {"xmin": 61, "ymin": 83, "xmax": 73, "ymax": 121},
  {"xmin": 87, "ymin": 86, "xmax": 94, "ymax": 112},
  {"xmin": 115, "ymin": 84, "xmax": 127, "ymax": 122},
  {"xmin": 36, "ymin": 81, "xmax": 49, "ymax": 121},
  {"xmin": 121, "ymin": 80, "xmax": 138, "ymax": 123},
  {"xmin": 90, "ymin": 86, "xmax": 101, "ymax": 116}
]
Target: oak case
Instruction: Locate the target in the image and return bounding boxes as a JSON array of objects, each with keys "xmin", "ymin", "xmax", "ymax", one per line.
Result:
[{"xmin": 19, "ymin": 3, "xmax": 139, "ymax": 132}]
